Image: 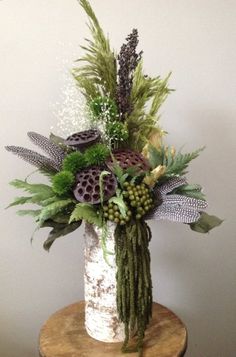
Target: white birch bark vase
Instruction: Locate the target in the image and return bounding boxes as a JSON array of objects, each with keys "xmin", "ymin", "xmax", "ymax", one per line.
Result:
[{"xmin": 84, "ymin": 222, "xmax": 125, "ymax": 343}]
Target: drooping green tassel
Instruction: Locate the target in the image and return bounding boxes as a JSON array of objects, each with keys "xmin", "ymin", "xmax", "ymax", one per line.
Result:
[{"xmin": 115, "ymin": 220, "xmax": 152, "ymax": 356}]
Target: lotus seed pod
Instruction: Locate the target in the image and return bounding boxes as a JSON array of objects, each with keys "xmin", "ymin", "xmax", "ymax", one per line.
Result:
[
  {"xmin": 106, "ymin": 149, "xmax": 150, "ymax": 172},
  {"xmin": 65, "ymin": 129, "xmax": 101, "ymax": 151},
  {"xmin": 73, "ymin": 166, "xmax": 117, "ymax": 204}
]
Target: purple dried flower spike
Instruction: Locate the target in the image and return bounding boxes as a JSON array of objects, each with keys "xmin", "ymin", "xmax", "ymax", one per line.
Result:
[
  {"xmin": 117, "ymin": 29, "xmax": 142, "ymax": 120},
  {"xmin": 73, "ymin": 166, "xmax": 117, "ymax": 204},
  {"xmin": 65, "ymin": 129, "xmax": 101, "ymax": 151}
]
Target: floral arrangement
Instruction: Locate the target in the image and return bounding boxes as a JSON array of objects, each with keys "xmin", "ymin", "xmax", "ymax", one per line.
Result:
[{"xmin": 6, "ymin": 0, "xmax": 222, "ymax": 355}]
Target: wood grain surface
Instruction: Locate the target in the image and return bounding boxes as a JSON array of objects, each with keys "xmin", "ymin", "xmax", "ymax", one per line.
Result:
[{"xmin": 39, "ymin": 301, "xmax": 187, "ymax": 357}]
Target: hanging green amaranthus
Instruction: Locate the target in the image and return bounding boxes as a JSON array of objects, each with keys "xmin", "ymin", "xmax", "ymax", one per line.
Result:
[{"xmin": 115, "ymin": 220, "xmax": 152, "ymax": 356}]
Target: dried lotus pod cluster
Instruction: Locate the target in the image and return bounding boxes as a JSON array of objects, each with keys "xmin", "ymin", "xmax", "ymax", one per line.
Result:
[
  {"xmin": 65, "ymin": 129, "xmax": 101, "ymax": 150},
  {"xmin": 73, "ymin": 166, "xmax": 117, "ymax": 204},
  {"xmin": 106, "ymin": 149, "xmax": 150, "ymax": 172}
]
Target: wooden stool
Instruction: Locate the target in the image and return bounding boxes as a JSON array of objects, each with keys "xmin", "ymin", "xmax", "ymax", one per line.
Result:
[{"xmin": 39, "ymin": 301, "xmax": 187, "ymax": 357}]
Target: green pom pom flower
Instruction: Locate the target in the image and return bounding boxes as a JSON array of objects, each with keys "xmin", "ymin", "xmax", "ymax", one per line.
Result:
[
  {"xmin": 89, "ymin": 96, "xmax": 118, "ymax": 120},
  {"xmin": 106, "ymin": 121, "xmax": 129, "ymax": 142},
  {"xmin": 62, "ymin": 151, "xmax": 86, "ymax": 174},
  {"xmin": 52, "ymin": 171, "xmax": 75, "ymax": 195},
  {"xmin": 84, "ymin": 143, "xmax": 110, "ymax": 166}
]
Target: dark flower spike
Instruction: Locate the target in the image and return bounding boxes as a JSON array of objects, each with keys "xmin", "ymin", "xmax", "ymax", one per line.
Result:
[
  {"xmin": 27, "ymin": 131, "xmax": 65, "ymax": 167},
  {"xmin": 117, "ymin": 29, "xmax": 142, "ymax": 120},
  {"xmin": 146, "ymin": 177, "xmax": 207, "ymax": 223},
  {"xmin": 5, "ymin": 146, "xmax": 58, "ymax": 173}
]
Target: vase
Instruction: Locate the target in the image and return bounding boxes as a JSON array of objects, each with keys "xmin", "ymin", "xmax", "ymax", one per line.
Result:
[{"xmin": 84, "ymin": 222, "xmax": 126, "ymax": 343}]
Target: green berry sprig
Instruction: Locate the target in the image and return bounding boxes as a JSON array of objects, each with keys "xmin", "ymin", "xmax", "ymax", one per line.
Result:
[
  {"xmin": 122, "ymin": 181, "xmax": 154, "ymax": 220},
  {"xmin": 102, "ymin": 202, "xmax": 132, "ymax": 225}
]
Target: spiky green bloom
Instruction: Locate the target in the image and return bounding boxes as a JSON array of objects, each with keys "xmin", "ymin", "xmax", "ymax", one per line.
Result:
[
  {"xmin": 84, "ymin": 143, "xmax": 110, "ymax": 166},
  {"xmin": 89, "ymin": 96, "xmax": 118, "ymax": 121},
  {"xmin": 106, "ymin": 121, "xmax": 128, "ymax": 143},
  {"xmin": 62, "ymin": 151, "xmax": 86, "ymax": 174},
  {"xmin": 52, "ymin": 171, "xmax": 75, "ymax": 195}
]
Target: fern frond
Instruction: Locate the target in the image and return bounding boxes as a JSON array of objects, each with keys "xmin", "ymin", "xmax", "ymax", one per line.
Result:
[
  {"xmin": 38, "ymin": 199, "xmax": 76, "ymax": 225},
  {"xmin": 69, "ymin": 202, "xmax": 102, "ymax": 227},
  {"xmin": 17, "ymin": 209, "xmax": 41, "ymax": 217},
  {"xmin": 73, "ymin": 0, "xmax": 117, "ymax": 100},
  {"xmin": 164, "ymin": 147, "xmax": 205, "ymax": 176},
  {"xmin": 10, "ymin": 179, "xmax": 54, "ymax": 197}
]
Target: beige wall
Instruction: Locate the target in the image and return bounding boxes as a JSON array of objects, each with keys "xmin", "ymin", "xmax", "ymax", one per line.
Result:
[{"xmin": 0, "ymin": 1, "xmax": 236, "ymax": 356}]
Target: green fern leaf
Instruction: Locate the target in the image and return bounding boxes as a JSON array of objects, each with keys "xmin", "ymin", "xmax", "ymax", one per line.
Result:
[
  {"xmin": 38, "ymin": 199, "xmax": 75, "ymax": 225},
  {"xmin": 17, "ymin": 209, "xmax": 41, "ymax": 217},
  {"xmin": 10, "ymin": 179, "xmax": 53, "ymax": 197},
  {"xmin": 165, "ymin": 147, "xmax": 205, "ymax": 176},
  {"xmin": 69, "ymin": 203, "xmax": 102, "ymax": 227}
]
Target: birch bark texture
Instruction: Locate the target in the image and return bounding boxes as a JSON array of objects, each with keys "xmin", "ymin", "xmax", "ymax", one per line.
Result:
[{"xmin": 84, "ymin": 222, "xmax": 125, "ymax": 343}]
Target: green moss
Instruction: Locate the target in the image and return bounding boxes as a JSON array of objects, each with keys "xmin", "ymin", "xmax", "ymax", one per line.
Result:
[
  {"xmin": 62, "ymin": 151, "xmax": 86, "ymax": 174},
  {"xmin": 52, "ymin": 171, "xmax": 75, "ymax": 195},
  {"xmin": 84, "ymin": 143, "xmax": 110, "ymax": 166}
]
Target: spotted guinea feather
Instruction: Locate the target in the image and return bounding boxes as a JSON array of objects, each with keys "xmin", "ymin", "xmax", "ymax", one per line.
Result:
[
  {"xmin": 27, "ymin": 132, "xmax": 65, "ymax": 167},
  {"xmin": 5, "ymin": 146, "xmax": 58, "ymax": 173}
]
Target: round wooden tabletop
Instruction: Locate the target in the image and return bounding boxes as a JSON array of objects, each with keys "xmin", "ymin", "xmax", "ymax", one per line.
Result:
[{"xmin": 39, "ymin": 301, "xmax": 187, "ymax": 357}]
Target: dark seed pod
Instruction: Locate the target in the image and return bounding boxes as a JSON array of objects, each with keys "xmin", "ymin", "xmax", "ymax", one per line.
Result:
[
  {"xmin": 106, "ymin": 149, "xmax": 150, "ymax": 172},
  {"xmin": 73, "ymin": 166, "xmax": 117, "ymax": 204},
  {"xmin": 65, "ymin": 129, "xmax": 101, "ymax": 150}
]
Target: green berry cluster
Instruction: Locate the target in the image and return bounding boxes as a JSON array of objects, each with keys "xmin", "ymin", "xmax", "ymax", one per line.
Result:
[
  {"xmin": 122, "ymin": 181, "xmax": 154, "ymax": 220},
  {"xmin": 103, "ymin": 202, "xmax": 132, "ymax": 225}
]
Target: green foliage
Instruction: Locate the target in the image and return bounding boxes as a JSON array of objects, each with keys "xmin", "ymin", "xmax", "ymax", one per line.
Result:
[
  {"xmin": 41, "ymin": 220, "xmax": 82, "ymax": 251},
  {"xmin": 89, "ymin": 96, "xmax": 118, "ymax": 120},
  {"xmin": 69, "ymin": 203, "xmax": 102, "ymax": 227},
  {"xmin": 174, "ymin": 184, "xmax": 206, "ymax": 201},
  {"xmin": 8, "ymin": 179, "xmax": 55, "ymax": 209},
  {"xmin": 10, "ymin": 179, "xmax": 53, "ymax": 197},
  {"xmin": 164, "ymin": 146, "xmax": 205, "ymax": 177},
  {"xmin": 62, "ymin": 151, "xmax": 86, "ymax": 174},
  {"xmin": 38, "ymin": 199, "xmax": 75, "ymax": 225},
  {"xmin": 17, "ymin": 209, "xmax": 41, "ymax": 217},
  {"xmin": 190, "ymin": 212, "xmax": 223, "ymax": 233},
  {"xmin": 147, "ymin": 145, "xmax": 204, "ymax": 177},
  {"xmin": 73, "ymin": 0, "xmax": 117, "ymax": 100},
  {"xmin": 148, "ymin": 145, "xmax": 164, "ymax": 169},
  {"xmin": 109, "ymin": 191, "xmax": 127, "ymax": 218},
  {"xmin": 52, "ymin": 171, "xmax": 75, "ymax": 195},
  {"xmin": 126, "ymin": 61, "xmax": 172, "ymax": 151},
  {"xmin": 84, "ymin": 143, "xmax": 110, "ymax": 166}
]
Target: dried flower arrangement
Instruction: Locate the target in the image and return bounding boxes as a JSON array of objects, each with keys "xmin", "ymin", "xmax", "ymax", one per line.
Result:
[{"xmin": 5, "ymin": 0, "xmax": 222, "ymax": 355}]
